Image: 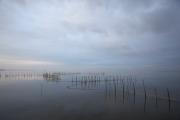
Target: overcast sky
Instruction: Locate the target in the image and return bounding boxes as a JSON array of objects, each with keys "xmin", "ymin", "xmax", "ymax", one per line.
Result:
[{"xmin": 0, "ymin": 0, "xmax": 180, "ymax": 71}]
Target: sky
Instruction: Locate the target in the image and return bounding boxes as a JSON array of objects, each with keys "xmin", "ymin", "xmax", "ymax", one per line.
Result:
[{"xmin": 0, "ymin": 0, "xmax": 180, "ymax": 72}]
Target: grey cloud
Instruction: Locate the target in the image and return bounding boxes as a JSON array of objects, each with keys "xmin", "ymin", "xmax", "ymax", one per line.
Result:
[{"xmin": 0, "ymin": 0, "xmax": 180, "ymax": 71}]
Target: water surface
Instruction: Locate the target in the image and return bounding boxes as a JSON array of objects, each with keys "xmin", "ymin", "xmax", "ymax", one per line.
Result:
[{"xmin": 0, "ymin": 71, "xmax": 179, "ymax": 120}]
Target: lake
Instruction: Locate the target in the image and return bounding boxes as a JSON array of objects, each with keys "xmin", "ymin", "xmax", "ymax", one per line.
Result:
[{"xmin": 0, "ymin": 71, "xmax": 179, "ymax": 120}]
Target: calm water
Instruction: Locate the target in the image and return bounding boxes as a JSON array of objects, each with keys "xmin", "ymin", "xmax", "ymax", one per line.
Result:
[{"xmin": 0, "ymin": 71, "xmax": 180, "ymax": 120}]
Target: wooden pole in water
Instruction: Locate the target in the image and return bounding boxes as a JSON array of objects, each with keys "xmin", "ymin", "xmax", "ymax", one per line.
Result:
[
  {"xmin": 105, "ymin": 77, "xmax": 108, "ymax": 101},
  {"xmin": 154, "ymin": 88, "xmax": 158, "ymax": 109},
  {"xmin": 143, "ymin": 80, "xmax": 147, "ymax": 112},
  {"xmin": 167, "ymin": 88, "xmax": 171, "ymax": 112},
  {"xmin": 122, "ymin": 79, "xmax": 125, "ymax": 104},
  {"xmin": 113, "ymin": 78, "xmax": 117, "ymax": 103},
  {"xmin": 126, "ymin": 76, "xmax": 130, "ymax": 99},
  {"xmin": 133, "ymin": 82, "xmax": 136, "ymax": 104}
]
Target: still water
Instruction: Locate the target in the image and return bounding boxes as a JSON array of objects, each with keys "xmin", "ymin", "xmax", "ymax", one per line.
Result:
[{"xmin": 0, "ymin": 71, "xmax": 179, "ymax": 120}]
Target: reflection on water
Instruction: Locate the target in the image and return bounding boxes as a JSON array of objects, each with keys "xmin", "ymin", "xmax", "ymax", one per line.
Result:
[
  {"xmin": 0, "ymin": 71, "xmax": 180, "ymax": 120},
  {"xmin": 69, "ymin": 75, "xmax": 177, "ymax": 112}
]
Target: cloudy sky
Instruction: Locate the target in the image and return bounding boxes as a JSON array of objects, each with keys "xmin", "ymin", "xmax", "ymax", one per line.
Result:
[{"xmin": 0, "ymin": 0, "xmax": 180, "ymax": 71}]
